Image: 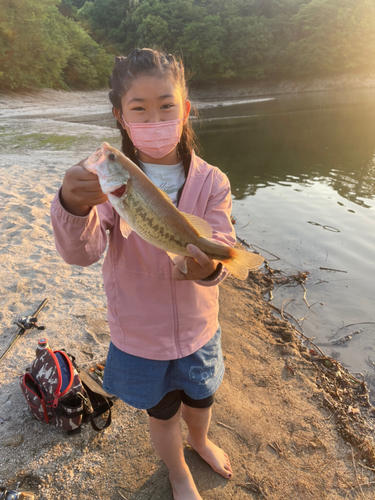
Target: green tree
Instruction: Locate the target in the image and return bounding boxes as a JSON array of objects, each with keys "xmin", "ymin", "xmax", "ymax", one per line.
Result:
[
  {"xmin": 0, "ymin": 0, "xmax": 69, "ymax": 89},
  {"xmin": 78, "ymin": 0, "xmax": 131, "ymax": 47},
  {"xmin": 0, "ymin": 0, "xmax": 114, "ymax": 90},
  {"xmin": 226, "ymin": 16, "xmax": 274, "ymax": 79},
  {"xmin": 63, "ymin": 20, "xmax": 114, "ymax": 88},
  {"xmin": 136, "ymin": 15, "xmax": 170, "ymax": 49},
  {"xmin": 59, "ymin": 0, "xmax": 86, "ymax": 19},
  {"xmin": 284, "ymin": 0, "xmax": 375, "ymax": 76},
  {"xmin": 176, "ymin": 15, "xmax": 229, "ymax": 80},
  {"xmin": 2, "ymin": 0, "xmax": 375, "ymax": 89},
  {"xmin": 128, "ymin": 0, "xmax": 203, "ymax": 51}
]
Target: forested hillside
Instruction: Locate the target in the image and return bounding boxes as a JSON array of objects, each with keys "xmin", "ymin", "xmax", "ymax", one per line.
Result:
[{"xmin": 1, "ymin": 0, "xmax": 375, "ymax": 91}]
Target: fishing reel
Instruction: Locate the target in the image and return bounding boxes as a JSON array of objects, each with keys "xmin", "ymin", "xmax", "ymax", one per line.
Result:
[
  {"xmin": 0, "ymin": 298, "xmax": 48, "ymax": 365},
  {"xmin": 0, "ymin": 483, "xmax": 33, "ymax": 499},
  {"xmin": 0, "ymin": 487, "xmax": 19, "ymax": 500},
  {"xmin": 14, "ymin": 316, "xmax": 45, "ymax": 331}
]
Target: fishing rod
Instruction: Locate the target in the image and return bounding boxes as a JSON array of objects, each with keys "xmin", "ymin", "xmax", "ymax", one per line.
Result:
[{"xmin": 0, "ymin": 298, "xmax": 49, "ymax": 364}]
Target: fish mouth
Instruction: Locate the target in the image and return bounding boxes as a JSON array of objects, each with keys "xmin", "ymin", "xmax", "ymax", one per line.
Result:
[
  {"xmin": 109, "ymin": 185, "xmax": 127, "ymax": 198},
  {"xmin": 84, "ymin": 146, "xmax": 107, "ymax": 167}
]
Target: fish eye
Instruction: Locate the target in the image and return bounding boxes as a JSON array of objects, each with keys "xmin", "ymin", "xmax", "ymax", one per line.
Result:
[{"xmin": 108, "ymin": 153, "xmax": 116, "ymax": 161}]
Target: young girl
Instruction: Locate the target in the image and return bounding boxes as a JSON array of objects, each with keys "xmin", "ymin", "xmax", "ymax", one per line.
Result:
[{"xmin": 51, "ymin": 48, "xmax": 235, "ymax": 500}]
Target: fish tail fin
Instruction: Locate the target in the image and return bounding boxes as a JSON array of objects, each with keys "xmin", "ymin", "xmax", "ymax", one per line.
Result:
[{"xmin": 223, "ymin": 248, "xmax": 264, "ymax": 280}]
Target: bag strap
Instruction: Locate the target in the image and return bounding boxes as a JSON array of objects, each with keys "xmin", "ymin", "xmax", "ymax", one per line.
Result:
[
  {"xmin": 78, "ymin": 369, "xmax": 113, "ymax": 399},
  {"xmin": 57, "ymin": 393, "xmax": 112, "ymax": 432},
  {"xmin": 65, "ymin": 354, "xmax": 113, "ymax": 432},
  {"xmin": 88, "ymin": 402, "xmax": 112, "ymax": 432},
  {"xmin": 54, "ymin": 405, "xmax": 85, "ymax": 419}
]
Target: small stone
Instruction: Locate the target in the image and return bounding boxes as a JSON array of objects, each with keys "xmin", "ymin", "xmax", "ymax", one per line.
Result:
[
  {"xmin": 18, "ymin": 493, "xmax": 34, "ymax": 500},
  {"xmin": 1, "ymin": 393, "xmax": 11, "ymax": 404},
  {"xmin": 2, "ymin": 433, "xmax": 24, "ymax": 447}
]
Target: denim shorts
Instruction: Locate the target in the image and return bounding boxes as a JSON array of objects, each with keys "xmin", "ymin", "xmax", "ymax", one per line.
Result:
[{"xmin": 102, "ymin": 326, "xmax": 224, "ymax": 409}]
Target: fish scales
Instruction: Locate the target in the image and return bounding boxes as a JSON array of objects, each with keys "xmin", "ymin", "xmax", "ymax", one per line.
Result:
[
  {"xmin": 126, "ymin": 183, "xmax": 194, "ymax": 253},
  {"xmin": 84, "ymin": 143, "xmax": 264, "ymax": 280}
]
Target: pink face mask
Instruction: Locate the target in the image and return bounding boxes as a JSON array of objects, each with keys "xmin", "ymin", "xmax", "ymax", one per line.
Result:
[{"xmin": 122, "ymin": 117, "xmax": 182, "ymax": 159}]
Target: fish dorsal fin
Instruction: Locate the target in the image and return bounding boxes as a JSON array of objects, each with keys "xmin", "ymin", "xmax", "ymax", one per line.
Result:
[
  {"xmin": 119, "ymin": 219, "xmax": 133, "ymax": 238},
  {"xmin": 156, "ymin": 186, "xmax": 212, "ymax": 238},
  {"xmin": 181, "ymin": 213, "xmax": 213, "ymax": 238}
]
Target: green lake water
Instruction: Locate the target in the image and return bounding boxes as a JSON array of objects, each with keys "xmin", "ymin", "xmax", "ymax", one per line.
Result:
[{"xmin": 194, "ymin": 88, "xmax": 375, "ymax": 397}]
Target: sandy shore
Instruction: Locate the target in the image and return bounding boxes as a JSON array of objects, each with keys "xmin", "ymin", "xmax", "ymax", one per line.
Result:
[{"xmin": 1, "ymin": 90, "xmax": 375, "ymax": 499}]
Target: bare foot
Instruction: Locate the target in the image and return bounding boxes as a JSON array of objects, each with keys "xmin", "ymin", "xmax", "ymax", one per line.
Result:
[
  {"xmin": 169, "ymin": 466, "xmax": 202, "ymax": 500},
  {"xmin": 187, "ymin": 434, "xmax": 233, "ymax": 479}
]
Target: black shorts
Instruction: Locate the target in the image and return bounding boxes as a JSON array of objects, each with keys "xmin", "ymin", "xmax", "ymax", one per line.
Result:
[{"xmin": 147, "ymin": 389, "xmax": 215, "ymax": 420}]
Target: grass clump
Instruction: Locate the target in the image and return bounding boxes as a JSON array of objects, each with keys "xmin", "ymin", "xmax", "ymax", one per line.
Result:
[
  {"xmin": 0, "ymin": 132, "xmax": 121, "ymax": 152},
  {"xmin": 1, "ymin": 133, "xmax": 88, "ymax": 150}
]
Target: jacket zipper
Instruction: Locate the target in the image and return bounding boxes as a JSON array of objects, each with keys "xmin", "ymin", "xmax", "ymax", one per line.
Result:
[
  {"xmin": 171, "ymin": 155, "xmax": 195, "ymax": 358},
  {"xmin": 170, "ymin": 264, "xmax": 182, "ymax": 358}
]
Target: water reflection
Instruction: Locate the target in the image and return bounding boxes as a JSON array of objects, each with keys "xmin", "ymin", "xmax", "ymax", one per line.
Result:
[
  {"xmin": 195, "ymin": 95, "xmax": 375, "ymax": 208},
  {"xmin": 194, "ymin": 89, "xmax": 375, "ymax": 387}
]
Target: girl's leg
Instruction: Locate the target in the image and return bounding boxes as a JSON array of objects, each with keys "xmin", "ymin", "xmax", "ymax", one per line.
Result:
[
  {"xmin": 149, "ymin": 412, "xmax": 202, "ymax": 500},
  {"xmin": 181, "ymin": 403, "xmax": 233, "ymax": 479}
]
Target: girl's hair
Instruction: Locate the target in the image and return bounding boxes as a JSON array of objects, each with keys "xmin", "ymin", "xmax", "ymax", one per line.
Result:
[{"xmin": 108, "ymin": 48, "xmax": 199, "ymax": 188}]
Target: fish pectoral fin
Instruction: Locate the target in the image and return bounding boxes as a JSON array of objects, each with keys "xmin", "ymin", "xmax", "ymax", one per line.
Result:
[
  {"xmin": 181, "ymin": 213, "xmax": 213, "ymax": 238},
  {"xmin": 166, "ymin": 252, "xmax": 188, "ymax": 274},
  {"xmin": 119, "ymin": 218, "xmax": 133, "ymax": 239}
]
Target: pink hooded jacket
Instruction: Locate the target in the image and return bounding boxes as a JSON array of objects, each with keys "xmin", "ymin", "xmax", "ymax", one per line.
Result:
[{"xmin": 50, "ymin": 152, "xmax": 236, "ymax": 360}]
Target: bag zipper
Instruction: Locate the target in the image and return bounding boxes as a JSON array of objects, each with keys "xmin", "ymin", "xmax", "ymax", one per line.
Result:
[{"xmin": 49, "ymin": 349, "xmax": 74, "ymax": 407}]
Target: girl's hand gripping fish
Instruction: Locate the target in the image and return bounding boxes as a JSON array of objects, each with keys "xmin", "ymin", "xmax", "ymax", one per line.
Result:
[{"xmin": 84, "ymin": 142, "xmax": 264, "ymax": 280}]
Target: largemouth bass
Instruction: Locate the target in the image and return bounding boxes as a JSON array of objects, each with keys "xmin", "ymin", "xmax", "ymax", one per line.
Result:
[{"xmin": 84, "ymin": 143, "xmax": 264, "ymax": 280}]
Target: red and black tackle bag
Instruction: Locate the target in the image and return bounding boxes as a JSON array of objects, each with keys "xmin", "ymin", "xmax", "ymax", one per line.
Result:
[{"xmin": 20, "ymin": 348, "xmax": 113, "ymax": 434}]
